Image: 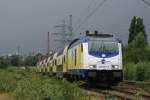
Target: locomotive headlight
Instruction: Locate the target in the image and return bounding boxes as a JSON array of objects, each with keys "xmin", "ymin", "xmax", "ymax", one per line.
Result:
[
  {"xmin": 112, "ymin": 65, "xmax": 119, "ymax": 69},
  {"xmin": 102, "ymin": 54, "xmax": 106, "ymax": 58},
  {"xmin": 89, "ymin": 65, "xmax": 96, "ymax": 69},
  {"xmin": 89, "ymin": 65, "xmax": 94, "ymax": 69}
]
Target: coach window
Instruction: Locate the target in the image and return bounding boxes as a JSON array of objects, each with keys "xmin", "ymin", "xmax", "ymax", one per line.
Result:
[
  {"xmin": 81, "ymin": 44, "xmax": 83, "ymax": 52},
  {"xmin": 62, "ymin": 58, "xmax": 63, "ymax": 65},
  {"xmin": 55, "ymin": 60, "xmax": 57, "ymax": 65},
  {"xmin": 64, "ymin": 56, "xmax": 65, "ymax": 63},
  {"xmin": 75, "ymin": 49, "xmax": 77, "ymax": 66}
]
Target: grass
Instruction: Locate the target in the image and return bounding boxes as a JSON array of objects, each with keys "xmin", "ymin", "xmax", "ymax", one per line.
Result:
[
  {"xmin": 1, "ymin": 65, "xmax": 149, "ymax": 100},
  {"xmin": 0, "ymin": 67, "xmax": 88, "ymax": 100}
]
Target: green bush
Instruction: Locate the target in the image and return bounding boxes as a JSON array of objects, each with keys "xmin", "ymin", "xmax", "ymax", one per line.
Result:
[
  {"xmin": 144, "ymin": 63, "xmax": 150, "ymax": 80},
  {"xmin": 124, "ymin": 62, "xmax": 150, "ymax": 81},
  {"xmin": 136, "ymin": 63, "xmax": 146, "ymax": 81},
  {"xmin": 135, "ymin": 62, "xmax": 150, "ymax": 81},
  {"xmin": 0, "ymin": 58, "xmax": 10, "ymax": 69},
  {"xmin": 124, "ymin": 62, "xmax": 136, "ymax": 80}
]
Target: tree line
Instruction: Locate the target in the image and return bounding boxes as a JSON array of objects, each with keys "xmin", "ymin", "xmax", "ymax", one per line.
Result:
[{"xmin": 0, "ymin": 53, "xmax": 43, "ymax": 68}]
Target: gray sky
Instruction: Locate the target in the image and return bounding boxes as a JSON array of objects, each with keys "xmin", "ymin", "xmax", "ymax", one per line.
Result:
[{"xmin": 0, "ymin": 0, "xmax": 150, "ymax": 54}]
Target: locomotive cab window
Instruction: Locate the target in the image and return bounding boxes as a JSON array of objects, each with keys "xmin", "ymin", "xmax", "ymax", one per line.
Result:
[{"xmin": 88, "ymin": 37, "xmax": 119, "ymax": 57}]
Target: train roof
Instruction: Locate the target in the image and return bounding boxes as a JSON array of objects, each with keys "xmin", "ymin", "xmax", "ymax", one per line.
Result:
[
  {"xmin": 68, "ymin": 34, "xmax": 120, "ymax": 49},
  {"xmin": 86, "ymin": 33, "xmax": 114, "ymax": 38}
]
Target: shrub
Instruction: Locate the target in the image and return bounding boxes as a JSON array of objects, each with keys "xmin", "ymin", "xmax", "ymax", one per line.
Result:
[
  {"xmin": 124, "ymin": 62, "xmax": 136, "ymax": 80},
  {"xmin": 0, "ymin": 58, "xmax": 10, "ymax": 69},
  {"xmin": 144, "ymin": 63, "xmax": 150, "ymax": 80},
  {"xmin": 124, "ymin": 62, "xmax": 150, "ymax": 81},
  {"xmin": 135, "ymin": 62, "xmax": 150, "ymax": 81}
]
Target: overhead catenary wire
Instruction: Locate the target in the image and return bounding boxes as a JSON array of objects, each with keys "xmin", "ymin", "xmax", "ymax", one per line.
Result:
[
  {"xmin": 87, "ymin": 0, "xmax": 101, "ymax": 12},
  {"xmin": 74, "ymin": 0, "xmax": 101, "ymax": 31},
  {"xmin": 142, "ymin": 0, "xmax": 150, "ymax": 6},
  {"xmin": 78, "ymin": 0, "xmax": 108, "ymax": 29}
]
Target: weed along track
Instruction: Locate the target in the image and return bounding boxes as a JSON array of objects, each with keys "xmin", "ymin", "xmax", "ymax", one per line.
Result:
[{"xmin": 81, "ymin": 81, "xmax": 150, "ymax": 100}]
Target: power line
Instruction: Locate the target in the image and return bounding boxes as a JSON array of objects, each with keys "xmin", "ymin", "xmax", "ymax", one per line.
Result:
[
  {"xmin": 69, "ymin": 15, "xmax": 73, "ymax": 35},
  {"xmin": 74, "ymin": 0, "xmax": 101, "ymax": 31},
  {"xmin": 54, "ymin": 20, "xmax": 67, "ymax": 34},
  {"xmin": 142, "ymin": 0, "xmax": 150, "ymax": 6},
  {"xmin": 87, "ymin": 0, "xmax": 100, "ymax": 12},
  {"xmin": 78, "ymin": 0, "xmax": 108, "ymax": 29},
  {"xmin": 52, "ymin": 15, "xmax": 74, "ymax": 51}
]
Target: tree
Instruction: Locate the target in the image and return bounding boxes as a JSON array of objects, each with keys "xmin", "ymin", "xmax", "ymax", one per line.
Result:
[
  {"xmin": 124, "ymin": 32, "xmax": 150, "ymax": 63},
  {"xmin": 24, "ymin": 53, "xmax": 43, "ymax": 66},
  {"xmin": 10, "ymin": 55, "xmax": 22, "ymax": 66},
  {"xmin": 128, "ymin": 16, "xmax": 147, "ymax": 45},
  {"xmin": 125, "ymin": 16, "xmax": 149, "ymax": 63},
  {"xmin": 0, "ymin": 57, "xmax": 10, "ymax": 68},
  {"xmin": 128, "ymin": 16, "xmax": 136, "ymax": 43}
]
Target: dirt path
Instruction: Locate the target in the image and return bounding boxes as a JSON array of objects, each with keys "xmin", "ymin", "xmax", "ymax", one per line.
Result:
[{"xmin": 0, "ymin": 93, "xmax": 11, "ymax": 100}]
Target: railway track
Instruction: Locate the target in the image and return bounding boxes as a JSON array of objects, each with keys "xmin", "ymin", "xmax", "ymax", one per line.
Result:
[{"xmin": 81, "ymin": 81, "xmax": 150, "ymax": 100}]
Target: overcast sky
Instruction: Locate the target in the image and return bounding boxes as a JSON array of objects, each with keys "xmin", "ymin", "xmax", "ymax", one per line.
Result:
[{"xmin": 0, "ymin": 0, "xmax": 150, "ymax": 54}]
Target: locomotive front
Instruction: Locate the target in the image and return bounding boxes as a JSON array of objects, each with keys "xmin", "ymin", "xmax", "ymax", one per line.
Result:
[{"xmin": 84, "ymin": 34, "xmax": 123, "ymax": 84}]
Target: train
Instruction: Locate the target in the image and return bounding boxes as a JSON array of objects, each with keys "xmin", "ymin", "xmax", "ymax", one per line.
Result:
[{"xmin": 37, "ymin": 31, "xmax": 123, "ymax": 85}]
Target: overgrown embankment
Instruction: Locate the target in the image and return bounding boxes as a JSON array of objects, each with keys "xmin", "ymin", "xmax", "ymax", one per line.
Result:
[{"xmin": 0, "ymin": 68, "xmax": 88, "ymax": 100}]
